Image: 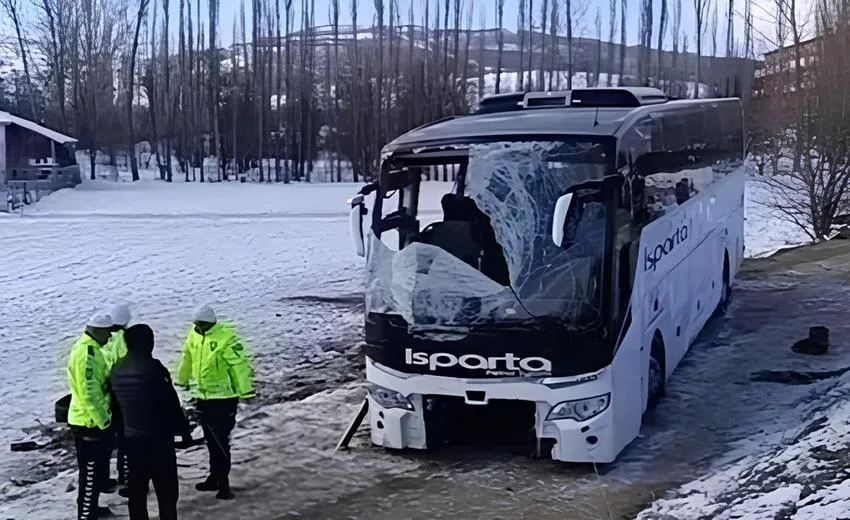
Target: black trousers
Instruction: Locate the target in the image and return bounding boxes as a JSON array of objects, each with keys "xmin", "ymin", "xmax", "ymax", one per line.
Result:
[
  {"xmin": 124, "ymin": 438, "xmax": 179, "ymax": 520},
  {"xmin": 197, "ymin": 398, "xmax": 238, "ymax": 483},
  {"xmin": 70, "ymin": 426, "xmax": 111, "ymax": 520}
]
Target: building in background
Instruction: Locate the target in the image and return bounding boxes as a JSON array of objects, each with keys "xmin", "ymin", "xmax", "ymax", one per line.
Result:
[{"xmin": 0, "ymin": 111, "xmax": 80, "ymax": 205}]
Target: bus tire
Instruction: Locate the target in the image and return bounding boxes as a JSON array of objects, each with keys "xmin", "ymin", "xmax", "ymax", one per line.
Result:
[
  {"xmin": 716, "ymin": 253, "xmax": 732, "ymax": 315},
  {"xmin": 647, "ymin": 333, "xmax": 666, "ymax": 410}
]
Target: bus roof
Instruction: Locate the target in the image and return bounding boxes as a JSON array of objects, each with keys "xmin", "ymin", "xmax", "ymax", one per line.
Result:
[{"xmin": 385, "ymin": 96, "xmax": 742, "ymax": 151}]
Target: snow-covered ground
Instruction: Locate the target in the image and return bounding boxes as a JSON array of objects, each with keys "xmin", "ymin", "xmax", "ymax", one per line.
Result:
[{"xmin": 0, "ymin": 170, "xmax": 837, "ymax": 519}]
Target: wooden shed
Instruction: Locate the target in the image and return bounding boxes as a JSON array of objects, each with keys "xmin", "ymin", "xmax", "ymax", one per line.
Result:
[{"xmin": 0, "ymin": 111, "xmax": 81, "ymax": 191}]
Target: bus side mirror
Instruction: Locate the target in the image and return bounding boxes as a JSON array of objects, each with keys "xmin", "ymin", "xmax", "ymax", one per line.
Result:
[
  {"xmin": 552, "ymin": 192, "xmax": 574, "ymax": 247},
  {"xmin": 348, "ymin": 194, "xmax": 367, "ymax": 257}
]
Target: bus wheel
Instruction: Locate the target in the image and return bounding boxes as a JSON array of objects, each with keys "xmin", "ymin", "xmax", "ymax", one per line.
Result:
[
  {"xmin": 647, "ymin": 334, "xmax": 666, "ymax": 410},
  {"xmin": 716, "ymin": 255, "xmax": 731, "ymax": 315}
]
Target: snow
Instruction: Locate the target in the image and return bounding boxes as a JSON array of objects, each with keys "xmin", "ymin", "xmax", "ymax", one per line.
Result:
[{"xmin": 638, "ymin": 367, "xmax": 850, "ymax": 519}]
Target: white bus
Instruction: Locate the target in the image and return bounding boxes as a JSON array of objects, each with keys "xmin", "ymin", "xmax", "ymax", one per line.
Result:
[{"xmin": 346, "ymin": 87, "xmax": 746, "ymax": 463}]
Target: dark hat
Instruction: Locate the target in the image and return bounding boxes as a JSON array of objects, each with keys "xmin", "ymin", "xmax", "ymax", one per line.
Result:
[{"xmin": 125, "ymin": 324, "xmax": 155, "ymax": 354}]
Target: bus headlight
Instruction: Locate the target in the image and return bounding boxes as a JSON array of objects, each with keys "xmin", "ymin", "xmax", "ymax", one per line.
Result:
[
  {"xmin": 368, "ymin": 384, "xmax": 414, "ymax": 411},
  {"xmin": 546, "ymin": 394, "xmax": 611, "ymax": 421}
]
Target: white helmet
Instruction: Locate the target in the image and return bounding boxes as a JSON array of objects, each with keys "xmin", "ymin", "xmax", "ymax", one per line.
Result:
[{"xmin": 109, "ymin": 303, "xmax": 132, "ymax": 327}]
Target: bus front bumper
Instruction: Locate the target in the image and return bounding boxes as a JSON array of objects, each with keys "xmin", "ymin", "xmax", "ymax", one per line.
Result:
[{"xmin": 365, "ymin": 358, "xmax": 619, "ymax": 463}]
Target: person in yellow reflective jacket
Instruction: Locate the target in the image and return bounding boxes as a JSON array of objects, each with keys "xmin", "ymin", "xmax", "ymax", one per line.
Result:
[
  {"xmin": 67, "ymin": 312, "xmax": 115, "ymax": 520},
  {"xmin": 175, "ymin": 305, "xmax": 254, "ymax": 500},
  {"xmin": 105, "ymin": 303, "xmax": 131, "ymax": 494}
]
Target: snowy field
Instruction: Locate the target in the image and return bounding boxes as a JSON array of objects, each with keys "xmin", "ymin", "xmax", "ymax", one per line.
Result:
[{"xmin": 0, "ymin": 170, "xmax": 841, "ymax": 519}]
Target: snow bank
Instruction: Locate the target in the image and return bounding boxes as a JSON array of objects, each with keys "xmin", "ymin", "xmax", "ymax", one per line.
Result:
[{"xmin": 639, "ymin": 370, "xmax": 850, "ymax": 519}]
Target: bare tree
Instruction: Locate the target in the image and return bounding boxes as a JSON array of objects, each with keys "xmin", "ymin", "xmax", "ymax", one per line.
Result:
[
  {"xmin": 567, "ymin": 0, "xmax": 574, "ymax": 89},
  {"xmin": 277, "ymin": 0, "xmax": 286, "ymax": 182},
  {"xmin": 35, "ymin": 0, "xmax": 71, "ymax": 130},
  {"xmin": 350, "ymin": 0, "xmax": 360, "ymax": 182},
  {"xmin": 759, "ymin": 10, "xmax": 850, "ymax": 240},
  {"xmin": 606, "ymin": 0, "xmax": 617, "ymax": 86},
  {"xmin": 671, "ymin": 0, "xmax": 682, "ymax": 90},
  {"xmin": 187, "ymin": 0, "xmax": 195, "ymax": 179},
  {"xmin": 495, "ymin": 0, "xmax": 505, "ymax": 93},
  {"xmin": 210, "ymin": 0, "xmax": 221, "ymax": 180},
  {"xmin": 527, "ymin": 0, "xmax": 534, "ymax": 90},
  {"xmin": 253, "ymin": 0, "xmax": 263, "ymax": 181},
  {"xmin": 375, "ymin": 0, "xmax": 385, "ymax": 144},
  {"xmin": 284, "ymin": 0, "xmax": 293, "ymax": 182},
  {"xmin": 267, "ymin": 0, "xmax": 276, "ymax": 181},
  {"xmin": 638, "ymin": 0, "xmax": 651, "ymax": 85},
  {"xmin": 548, "ymin": 0, "xmax": 559, "ymax": 90},
  {"xmin": 743, "ymin": 0, "xmax": 753, "ymax": 58},
  {"xmin": 179, "ymin": 0, "xmax": 188, "ymax": 179},
  {"xmin": 452, "ymin": 0, "xmax": 462, "ymax": 87},
  {"xmin": 711, "ymin": 1, "xmax": 719, "ymax": 73},
  {"xmin": 519, "ymin": 0, "xmax": 526, "ymax": 91},
  {"xmin": 232, "ymin": 11, "xmax": 240, "ymax": 179},
  {"xmin": 540, "ymin": 0, "xmax": 549, "ymax": 88},
  {"xmin": 162, "ymin": 0, "xmax": 173, "ymax": 182},
  {"xmin": 2, "ymin": 0, "xmax": 39, "ymax": 119},
  {"xmin": 618, "ymin": 0, "xmax": 627, "ymax": 84},
  {"xmin": 127, "ymin": 0, "xmax": 150, "ymax": 181},
  {"xmin": 657, "ymin": 0, "xmax": 669, "ymax": 85},
  {"xmin": 694, "ymin": 0, "xmax": 711, "ymax": 98},
  {"xmin": 594, "ymin": 7, "xmax": 602, "ymax": 87},
  {"xmin": 726, "ymin": 0, "xmax": 735, "ymax": 56},
  {"xmin": 306, "ymin": 0, "xmax": 316, "ymax": 181}
]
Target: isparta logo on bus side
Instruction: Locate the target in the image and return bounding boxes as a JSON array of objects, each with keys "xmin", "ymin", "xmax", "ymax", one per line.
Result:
[
  {"xmin": 644, "ymin": 223, "xmax": 690, "ymax": 272},
  {"xmin": 404, "ymin": 349, "xmax": 552, "ymax": 375}
]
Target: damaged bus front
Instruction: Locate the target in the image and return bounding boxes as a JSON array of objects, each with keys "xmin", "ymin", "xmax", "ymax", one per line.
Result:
[
  {"xmin": 346, "ymin": 92, "xmax": 746, "ymax": 464},
  {"xmin": 347, "ymin": 136, "xmax": 634, "ymax": 462}
]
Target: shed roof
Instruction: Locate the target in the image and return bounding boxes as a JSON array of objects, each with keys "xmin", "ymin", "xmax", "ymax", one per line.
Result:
[{"xmin": 0, "ymin": 111, "xmax": 77, "ymax": 144}]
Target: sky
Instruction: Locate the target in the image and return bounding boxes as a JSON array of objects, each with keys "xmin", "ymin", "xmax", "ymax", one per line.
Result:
[{"xmin": 0, "ymin": 0, "xmax": 812, "ymax": 61}]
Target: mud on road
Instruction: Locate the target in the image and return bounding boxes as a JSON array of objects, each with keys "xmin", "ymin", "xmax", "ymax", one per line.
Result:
[{"xmin": 7, "ymin": 241, "xmax": 850, "ymax": 519}]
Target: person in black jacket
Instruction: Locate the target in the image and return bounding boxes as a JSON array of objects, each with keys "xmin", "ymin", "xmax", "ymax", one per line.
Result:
[{"xmin": 110, "ymin": 324, "xmax": 193, "ymax": 520}]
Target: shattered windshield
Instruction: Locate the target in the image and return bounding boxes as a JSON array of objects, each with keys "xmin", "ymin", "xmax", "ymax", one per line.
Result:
[{"xmin": 366, "ymin": 139, "xmax": 612, "ymax": 333}]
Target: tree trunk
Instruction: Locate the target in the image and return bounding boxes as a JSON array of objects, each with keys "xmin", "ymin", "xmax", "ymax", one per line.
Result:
[
  {"xmin": 539, "ymin": 0, "xmax": 548, "ymax": 89},
  {"xmin": 163, "ymin": 0, "xmax": 173, "ymax": 182},
  {"xmin": 128, "ymin": 0, "xmax": 149, "ymax": 182},
  {"xmin": 519, "ymin": 0, "xmax": 526, "ymax": 91},
  {"xmin": 179, "ymin": 0, "xmax": 188, "ymax": 181},
  {"xmin": 657, "ymin": 0, "xmax": 668, "ymax": 86},
  {"xmin": 567, "ymin": 0, "xmax": 574, "ymax": 89},
  {"xmin": 275, "ymin": 0, "xmax": 282, "ymax": 181},
  {"xmin": 618, "ymin": 0, "xmax": 627, "ymax": 85},
  {"xmin": 527, "ymin": 0, "xmax": 534, "ymax": 91},
  {"xmin": 496, "ymin": 0, "xmax": 505, "ymax": 93},
  {"xmin": 284, "ymin": 0, "xmax": 293, "ymax": 183}
]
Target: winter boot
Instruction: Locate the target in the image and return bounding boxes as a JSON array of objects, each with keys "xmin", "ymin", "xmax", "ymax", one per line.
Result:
[
  {"xmin": 195, "ymin": 475, "xmax": 219, "ymax": 492},
  {"xmin": 215, "ymin": 479, "xmax": 235, "ymax": 500}
]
